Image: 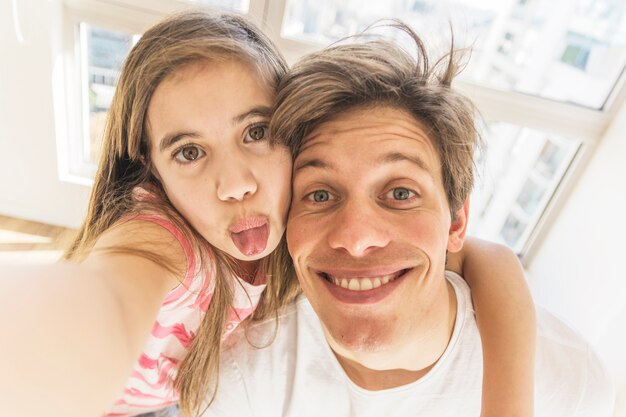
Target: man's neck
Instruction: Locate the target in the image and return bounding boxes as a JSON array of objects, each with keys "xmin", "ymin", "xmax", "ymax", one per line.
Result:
[{"xmin": 332, "ymin": 278, "xmax": 457, "ymax": 391}]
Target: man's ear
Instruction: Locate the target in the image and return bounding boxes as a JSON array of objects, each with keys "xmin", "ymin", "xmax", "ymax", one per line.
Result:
[{"xmin": 447, "ymin": 198, "xmax": 470, "ymax": 253}]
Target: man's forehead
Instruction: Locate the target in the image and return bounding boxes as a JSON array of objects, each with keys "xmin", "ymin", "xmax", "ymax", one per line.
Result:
[
  {"xmin": 293, "ymin": 105, "xmax": 441, "ymax": 179},
  {"xmin": 297, "ymin": 105, "xmax": 435, "ymax": 156}
]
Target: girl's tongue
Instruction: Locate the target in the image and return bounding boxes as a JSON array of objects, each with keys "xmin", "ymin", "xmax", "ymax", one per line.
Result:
[{"xmin": 230, "ymin": 222, "xmax": 269, "ymax": 257}]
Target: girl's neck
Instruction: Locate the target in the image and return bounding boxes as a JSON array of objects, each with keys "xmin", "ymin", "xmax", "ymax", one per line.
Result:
[{"xmin": 235, "ymin": 259, "xmax": 260, "ymax": 283}]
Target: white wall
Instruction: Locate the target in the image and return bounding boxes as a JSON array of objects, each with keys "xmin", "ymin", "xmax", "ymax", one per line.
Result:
[
  {"xmin": 0, "ymin": 0, "xmax": 90, "ymax": 228},
  {"xmin": 528, "ymin": 97, "xmax": 626, "ymax": 411}
]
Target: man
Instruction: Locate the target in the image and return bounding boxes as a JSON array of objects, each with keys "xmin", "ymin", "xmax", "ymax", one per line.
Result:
[{"xmin": 205, "ymin": 23, "xmax": 613, "ymax": 416}]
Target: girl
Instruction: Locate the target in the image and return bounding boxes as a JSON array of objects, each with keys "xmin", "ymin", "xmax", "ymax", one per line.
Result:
[{"xmin": 0, "ymin": 9, "xmax": 534, "ymax": 417}]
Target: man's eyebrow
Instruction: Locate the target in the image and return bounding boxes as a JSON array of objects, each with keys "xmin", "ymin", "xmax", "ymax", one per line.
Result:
[
  {"xmin": 294, "ymin": 158, "xmax": 336, "ymax": 173},
  {"xmin": 379, "ymin": 151, "xmax": 431, "ymax": 173},
  {"xmin": 295, "ymin": 152, "xmax": 431, "ymax": 174},
  {"xmin": 158, "ymin": 106, "xmax": 273, "ymax": 152}
]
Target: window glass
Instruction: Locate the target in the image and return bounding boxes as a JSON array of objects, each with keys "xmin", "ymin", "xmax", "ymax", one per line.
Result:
[
  {"xmin": 81, "ymin": 24, "xmax": 137, "ymax": 167},
  {"xmin": 282, "ymin": 0, "xmax": 626, "ymax": 109},
  {"xmin": 468, "ymin": 122, "xmax": 581, "ymax": 253}
]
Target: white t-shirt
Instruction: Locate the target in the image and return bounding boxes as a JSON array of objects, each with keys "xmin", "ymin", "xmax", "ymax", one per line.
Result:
[{"xmin": 205, "ymin": 272, "xmax": 614, "ymax": 417}]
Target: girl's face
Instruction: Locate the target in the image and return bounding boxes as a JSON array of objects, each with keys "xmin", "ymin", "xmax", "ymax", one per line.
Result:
[{"xmin": 147, "ymin": 60, "xmax": 292, "ymax": 262}]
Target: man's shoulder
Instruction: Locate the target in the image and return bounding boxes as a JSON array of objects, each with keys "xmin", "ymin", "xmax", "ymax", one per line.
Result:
[
  {"xmin": 448, "ymin": 271, "xmax": 614, "ymax": 416},
  {"xmin": 535, "ymin": 308, "xmax": 614, "ymax": 416}
]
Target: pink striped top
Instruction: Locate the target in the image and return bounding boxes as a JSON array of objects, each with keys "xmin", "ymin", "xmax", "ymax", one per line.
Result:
[{"xmin": 106, "ymin": 214, "xmax": 267, "ymax": 417}]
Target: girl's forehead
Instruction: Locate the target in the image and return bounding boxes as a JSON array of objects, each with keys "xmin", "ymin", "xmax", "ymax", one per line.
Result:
[
  {"xmin": 145, "ymin": 59, "xmax": 274, "ymax": 146},
  {"xmin": 161, "ymin": 57, "xmax": 272, "ymax": 88}
]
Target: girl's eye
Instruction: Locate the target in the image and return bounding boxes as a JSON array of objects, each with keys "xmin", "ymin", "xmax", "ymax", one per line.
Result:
[
  {"xmin": 307, "ymin": 190, "xmax": 334, "ymax": 203},
  {"xmin": 173, "ymin": 145, "xmax": 205, "ymax": 163},
  {"xmin": 244, "ymin": 124, "xmax": 268, "ymax": 142}
]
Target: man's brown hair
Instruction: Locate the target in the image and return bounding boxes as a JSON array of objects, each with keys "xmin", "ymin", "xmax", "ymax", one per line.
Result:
[{"xmin": 271, "ymin": 21, "xmax": 482, "ymax": 215}]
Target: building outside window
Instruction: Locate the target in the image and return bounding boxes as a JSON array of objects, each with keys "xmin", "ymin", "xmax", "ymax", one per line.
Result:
[{"xmin": 82, "ymin": 24, "xmax": 136, "ymax": 167}]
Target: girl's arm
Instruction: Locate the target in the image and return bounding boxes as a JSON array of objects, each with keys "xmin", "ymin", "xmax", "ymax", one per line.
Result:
[
  {"xmin": 447, "ymin": 236, "xmax": 536, "ymax": 417},
  {"xmin": 0, "ymin": 220, "xmax": 183, "ymax": 417}
]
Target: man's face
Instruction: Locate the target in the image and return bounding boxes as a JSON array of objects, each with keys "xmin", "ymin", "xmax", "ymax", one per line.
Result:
[{"xmin": 287, "ymin": 106, "xmax": 467, "ymax": 362}]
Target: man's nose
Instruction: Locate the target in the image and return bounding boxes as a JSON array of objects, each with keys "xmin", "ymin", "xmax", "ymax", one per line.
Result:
[
  {"xmin": 326, "ymin": 199, "xmax": 390, "ymax": 257},
  {"xmin": 215, "ymin": 156, "xmax": 258, "ymax": 202}
]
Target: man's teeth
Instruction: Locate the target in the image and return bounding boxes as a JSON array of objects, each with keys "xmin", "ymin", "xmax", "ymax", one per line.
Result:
[{"xmin": 330, "ymin": 274, "xmax": 397, "ymax": 291}]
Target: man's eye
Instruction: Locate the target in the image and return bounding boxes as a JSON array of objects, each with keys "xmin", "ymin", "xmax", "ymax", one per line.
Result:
[
  {"xmin": 173, "ymin": 145, "xmax": 205, "ymax": 163},
  {"xmin": 385, "ymin": 187, "xmax": 417, "ymax": 201},
  {"xmin": 245, "ymin": 124, "xmax": 268, "ymax": 142},
  {"xmin": 308, "ymin": 190, "xmax": 332, "ymax": 203}
]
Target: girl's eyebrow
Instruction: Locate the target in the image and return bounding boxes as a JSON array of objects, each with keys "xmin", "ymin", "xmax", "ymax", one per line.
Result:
[
  {"xmin": 158, "ymin": 106, "xmax": 273, "ymax": 152},
  {"xmin": 231, "ymin": 105, "xmax": 273, "ymax": 125},
  {"xmin": 159, "ymin": 132, "xmax": 201, "ymax": 152}
]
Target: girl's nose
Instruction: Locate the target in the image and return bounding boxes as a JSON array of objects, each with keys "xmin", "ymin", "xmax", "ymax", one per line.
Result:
[{"xmin": 215, "ymin": 159, "xmax": 258, "ymax": 202}]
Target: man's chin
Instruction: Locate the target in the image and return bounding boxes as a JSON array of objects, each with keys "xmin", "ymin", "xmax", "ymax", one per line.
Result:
[{"xmin": 323, "ymin": 317, "xmax": 397, "ymax": 356}]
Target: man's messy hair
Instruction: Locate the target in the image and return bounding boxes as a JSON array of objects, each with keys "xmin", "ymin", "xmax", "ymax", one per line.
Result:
[{"xmin": 271, "ymin": 20, "xmax": 483, "ymax": 215}]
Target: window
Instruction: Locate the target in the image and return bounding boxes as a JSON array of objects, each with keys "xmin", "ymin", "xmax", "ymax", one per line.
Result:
[
  {"xmin": 81, "ymin": 24, "xmax": 137, "ymax": 169},
  {"xmin": 468, "ymin": 123, "xmax": 581, "ymax": 254},
  {"xmin": 280, "ymin": 0, "xmax": 626, "ymax": 109}
]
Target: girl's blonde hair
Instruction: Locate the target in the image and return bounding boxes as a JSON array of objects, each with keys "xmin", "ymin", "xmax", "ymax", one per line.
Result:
[{"xmin": 64, "ymin": 9, "xmax": 299, "ymax": 416}]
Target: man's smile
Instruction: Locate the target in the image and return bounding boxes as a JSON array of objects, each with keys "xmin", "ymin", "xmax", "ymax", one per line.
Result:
[
  {"xmin": 313, "ymin": 266, "xmax": 415, "ymax": 304},
  {"xmin": 318, "ymin": 267, "xmax": 412, "ymax": 291}
]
